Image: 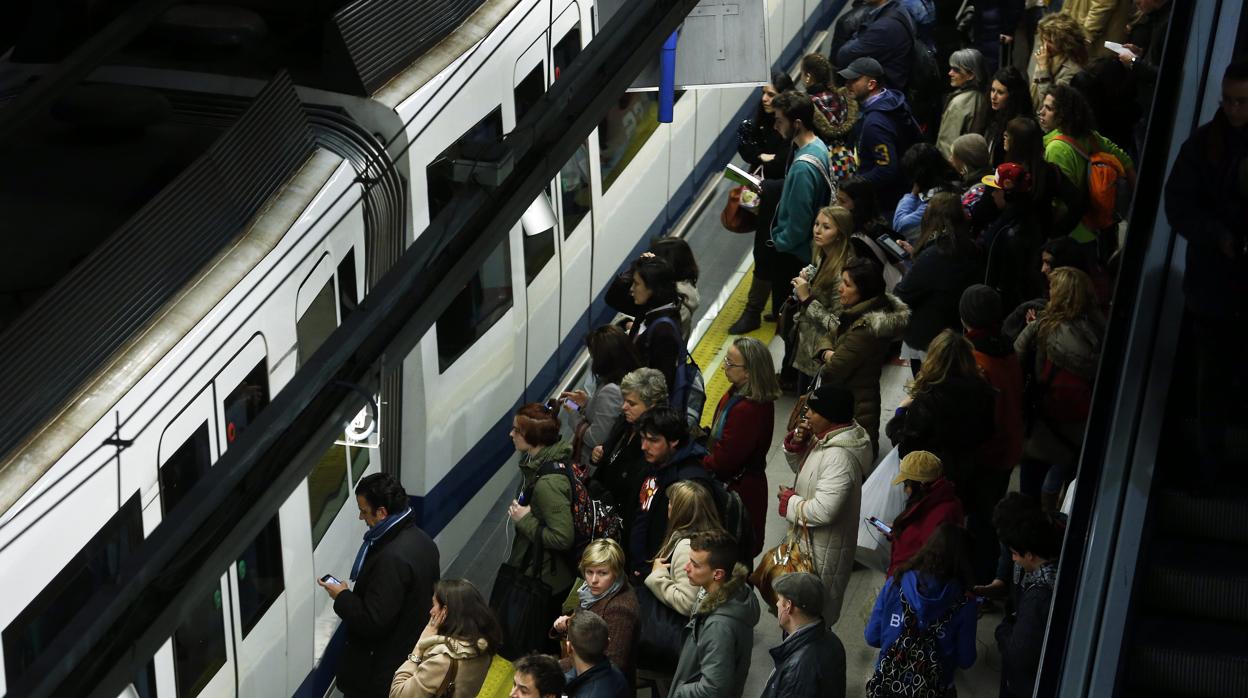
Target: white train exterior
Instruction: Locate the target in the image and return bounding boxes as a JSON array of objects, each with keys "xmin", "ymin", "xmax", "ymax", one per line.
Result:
[{"xmin": 0, "ymin": 0, "xmax": 843, "ymax": 695}]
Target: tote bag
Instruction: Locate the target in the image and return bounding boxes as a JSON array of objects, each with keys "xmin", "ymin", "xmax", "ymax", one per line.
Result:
[
  {"xmin": 489, "ymin": 526, "xmax": 552, "ymax": 660},
  {"xmin": 856, "ymin": 446, "xmax": 908, "ymax": 573},
  {"xmin": 634, "ymin": 584, "xmax": 689, "ymax": 674}
]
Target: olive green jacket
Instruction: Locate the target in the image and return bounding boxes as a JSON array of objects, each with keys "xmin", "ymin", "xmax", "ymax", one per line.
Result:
[{"xmin": 507, "ymin": 441, "xmax": 577, "ymax": 594}]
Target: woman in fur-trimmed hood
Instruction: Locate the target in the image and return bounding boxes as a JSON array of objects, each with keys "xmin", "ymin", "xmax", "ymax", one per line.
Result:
[{"xmin": 814, "ymin": 258, "xmax": 911, "ymax": 458}]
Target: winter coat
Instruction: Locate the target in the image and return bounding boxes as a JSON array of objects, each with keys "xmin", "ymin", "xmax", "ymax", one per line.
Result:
[
  {"xmin": 886, "ymin": 477, "xmax": 965, "ymax": 576},
  {"xmin": 704, "ymin": 390, "xmax": 774, "ymax": 557},
  {"xmin": 894, "ymin": 244, "xmax": 982, "ymax": 353},
  {"xmin": 817, "ymin": 294, "xmax": 912, "ymax": 453},
  {"xmin": 771, "ymin": 138, "xmax": 832, "ymax": 263},
  {"xmin": 1062, "ymin": 0, "xmax": 1134, "ymax": 51},
  {"xmin": 782, "ymin": 423, "xmax": 872, "ymax": 625},
  {"xmin": 630, "ymin": 442, "xmax": 711, "ymax": 578},
  {"xmin": 508, "ymin": 441, "xmax": 577, "ymax": 595},
  {"xmin": 631, "ymin": 304, "xmax": 684, "ymax": 392},
  {"xmin": 866, "ymin": 571, "xmax": 977, "ymax": 687},
  {"xmin": 885, "ymin": 375, "xmax": 997, "ymax": 490},
  {"xmin": 737, "ymin": 116, "xmax": 790, "ymax": 181},
  {"xmin": 645, "ymin": 537, "xmax": 699, "ymax": 616},
  {"xmin": 1030, "ymin": 56, "xmax": 1082, "ymax": 109},
  {"xmin": 669, "ymin": 563, "xmax": 761, "ymax": 698},
  {"xmin": 759, "ymin": 622, "xmax": 848, "ymax": 698},
  {"xmin": 996, "ymin": 562, "xmax": 1058, "ymax": 698},
  {"xmin": 808, "ymin": 85, "xmax": 860, "ymax": 145},
  {"xmin": 969, "ymin": 330, "xmax": 1026, "ymax": 471},
  {"xmin": 982, "ymin": 200, "xmax": 1045, "ymax": 314},
  {"xmin": 389, "ymin": 635, "xmax": 492, "ymax": 698},
  {"xmin": 892, "ymin": 192, "xmax": 927, "ymax": 243},
  {"xmin": 592, "ymin": 416, "xmax": 649, "ymax": 532},
  {"xmin": 1164, "ymin": 109, "xmax": 1248, "ymax": 317},
  {"xmin": 559, "ymin": 583, "xmax": 640, "ymax": 680},
  {"xmin": 576, "ymin": 383, "xmax": 623, "ymax": 469},
  {"xmin": 1015, "ymin": 312, "xmax": 1105, "ymax": 464},
  {"xmin": 676, "ymin": 280, "xmax": 700, "ymax": 339},
  {"xmin": 792, "ymin": 255, "xmax": 846, "ymax": 378},
  {"xmin": 564, "ymin": 660, "xmax": 630, "ymax": 698},
  {"xmin": 836, "ymin": 0, "xmax": 917, "ymax": 90},
  {"xmin": 852, "ymin": 89, "xmax": 922, "ymax": 214},
  {"xmin": 335, "ymin": 516, "xmax": 441, "ymax": 698},
  {"xmin": 937, "ymin": 88, "xmax": 989, "ymax": 158},
  {"xmin": 1042, "ymin": 129, "xmax": 1135, "ymax": 242},
  {"xmin": 971, "ymin": 0, "xmax": 1025, "ymax": 75}
]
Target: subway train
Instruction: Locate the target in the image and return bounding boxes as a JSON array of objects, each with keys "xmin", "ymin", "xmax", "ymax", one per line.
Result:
[{"xmin": 0, "ymin": 0, "xmax": 843, "ymax": 696}]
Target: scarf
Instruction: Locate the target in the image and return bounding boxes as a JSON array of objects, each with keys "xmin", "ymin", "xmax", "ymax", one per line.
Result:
[
  {"xmin": 350, "ymin": 507, "xmax": 411, "ymax": 581},
  {"xmin": 711, "ymin": 393, "xmax": 743, "ymax": 442},
  {"xmin": 1021, "ymin": 561, "xmax": 1059, "ymax": 591},
  {"xmin": 577, "ymin": 578, "xmax": 623, "ymax": 609}
]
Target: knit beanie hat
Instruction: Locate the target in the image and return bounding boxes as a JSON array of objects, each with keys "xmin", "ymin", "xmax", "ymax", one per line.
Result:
[
  {"xmin": 804, "ymin": 384, "xmax": 855, "ymax": 424},
  {"xmin": 959, "ymin": 284, "xmax": 1004, "ymax": 329}
]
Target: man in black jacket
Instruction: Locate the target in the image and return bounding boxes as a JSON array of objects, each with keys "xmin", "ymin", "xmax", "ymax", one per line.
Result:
[
  {"xmin": 994, "ymin": 502, "xmax": 1062, "ymax": 698},
  {"xmin": 318, "ymin": 473, "xmax": 440, "ymax": 698},
  {"xmin": 628, "ymin": 406, "xmax": 711, "ymax": 577},
  {"xmin": 760, "ymin": 573, "xmax": 847, "ymax": 698}
]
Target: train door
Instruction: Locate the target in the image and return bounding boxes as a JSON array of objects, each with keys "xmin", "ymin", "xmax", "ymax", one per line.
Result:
[
  {"xmin": 551, "ymin": 3, "xmax": 594, "ymax": 352},
  {"xmin": 214, "ymin": 337, "xmax": 289, "ymax": 697},
  {"xmin": 156, "ymin": 387, "xmax": 238, "ymax": 697},
  {"xmin": 514, "ymin": 30, "xmax": 562, "ymax": 399}
]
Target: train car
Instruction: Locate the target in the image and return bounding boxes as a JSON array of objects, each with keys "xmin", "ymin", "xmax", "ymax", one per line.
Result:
[{"xmin": 0, "ymin": 1, "xmax": 843, "ymax": 696}]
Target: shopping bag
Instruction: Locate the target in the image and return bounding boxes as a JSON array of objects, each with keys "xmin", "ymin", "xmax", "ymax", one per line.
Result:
[
  {"xmin": 720, "ymin": 185, "xmax": 758, "ymax": 234},
  {"xmin": 856, "ymin": 446, "xmax": 908, "ymax": 573},
  {"xmin": 476, "ymin": 654, "xmax": 516, "ymax": 698}
]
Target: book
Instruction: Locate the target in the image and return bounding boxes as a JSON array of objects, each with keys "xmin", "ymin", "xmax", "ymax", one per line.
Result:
[
  {"xmin": 1104, "ymin": 41, "xmax": 1136, "ymax": 59},
  {"xmin": 723, "ymin": 163, "xmax": 761, "ymax": 189}
]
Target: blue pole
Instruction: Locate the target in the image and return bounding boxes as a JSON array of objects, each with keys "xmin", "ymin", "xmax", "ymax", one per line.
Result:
[{"xmin": 659, "ymin": 30, "xmax": 678, "ymax": 123}]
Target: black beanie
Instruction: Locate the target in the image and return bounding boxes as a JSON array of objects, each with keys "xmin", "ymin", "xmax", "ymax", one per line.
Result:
[
  {"xmin": 805, "ymin": 384, "xmax": 855, "ymax": 423},
  {"xmin": 959, "ymin": 284, "xmax": 1003, "ymax": 329}
]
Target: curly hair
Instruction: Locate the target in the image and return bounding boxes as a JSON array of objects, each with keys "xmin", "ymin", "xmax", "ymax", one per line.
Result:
[
  {"xmin": 908, "ymin": 329, "xmax": 983, "ymax": 398},
  {"xmin": 1037, "ymin": 13, "xmax": 1090, "ymax": 66},
  {"xmin": 1047, "ymin": 84, "xmax": 1096, "ymax": 138},
  {"xmin": 1038, "ymin": 267, "xmax": 1098, "ymax": 341}
]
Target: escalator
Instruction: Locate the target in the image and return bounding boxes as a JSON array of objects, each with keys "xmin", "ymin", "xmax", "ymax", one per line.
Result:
[{"xmin": 1034, "ymin": 1, "xmax": 1248, "ymax": 696}]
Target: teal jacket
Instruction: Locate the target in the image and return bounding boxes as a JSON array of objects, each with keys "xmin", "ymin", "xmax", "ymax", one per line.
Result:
[{"xmin": 770, "ymin": 138, "xmax": 831, "ymax": 262}]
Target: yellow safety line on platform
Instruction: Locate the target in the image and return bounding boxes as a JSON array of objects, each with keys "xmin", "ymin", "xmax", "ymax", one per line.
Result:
[{"xmin": 692, "ymin": 264, "xmax": 776, "ymax": 428}]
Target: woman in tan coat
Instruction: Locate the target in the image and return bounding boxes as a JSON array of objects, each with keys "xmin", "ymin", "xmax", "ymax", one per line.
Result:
[
  {"xmin": 1030, "ymin": 13, "xmax": 1090, "ymax": 107},
  {"xmin": 779, "ymin": 384, "xmax": 873, "ymax": 626},
  {"xmin": 390, "ymin": 579, "xmax": 500, "ymax": 698},
  {"xmin": 645, "ymin": 480, "xmax": 726, "ymax": 616}
]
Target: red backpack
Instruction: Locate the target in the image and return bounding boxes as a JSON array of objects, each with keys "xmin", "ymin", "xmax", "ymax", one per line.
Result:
[
  {"xmin": 1038, "ymin": 358, "xmax": 1093, "ymax": 424},
  {"xmin": 1053, "ymin": 134, "xmax": 1126, "ymax": 231}
]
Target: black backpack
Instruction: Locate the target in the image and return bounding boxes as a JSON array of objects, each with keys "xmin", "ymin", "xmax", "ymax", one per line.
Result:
[
  {"xmin": 898, "ymin": 9, "xmax": 943, "ymax": 138},
  {"xmin": 866, "ymin": 593, "xmax": 968, "ymax": 697},
  {"xmin": 689, "ymin": 476, "xmax": 754, "ymax": 567}
]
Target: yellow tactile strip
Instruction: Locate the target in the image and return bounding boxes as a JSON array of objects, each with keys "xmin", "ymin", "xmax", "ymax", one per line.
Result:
[{"xmin": 692, "ymin": 264, "xmax": 777, "ymax": 428}]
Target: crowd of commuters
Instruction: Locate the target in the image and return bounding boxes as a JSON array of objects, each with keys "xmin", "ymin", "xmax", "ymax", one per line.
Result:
[{"xmin": 308, "ymin": 1, "xmax": 1247, "ymax": 696}]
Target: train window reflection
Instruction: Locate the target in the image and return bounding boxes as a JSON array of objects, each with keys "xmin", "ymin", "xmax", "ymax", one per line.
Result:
[
  {"xmin": 308, "ymin": 441, "xmax": 350, "ymax": 548},
  {"xmin": 349, "ymin": 444, "xmax": 370, "ymax": 484},
  {"xmin": 297, "ymin": 277, "xmax": 337, "ymax": 368},
  {"xmin": 171, "ymin": 586, "xmax": 227, "ymax": 697},
  {"xmin": 598, "ymin": 92, "xmax": 660, "ymax": 191},
  {"xmin": 427, "ymin": 108, "xmax": 504, "ymax": 221},
  {"xmin": 236, "ymin": 516, "xmax": 283, "ymax": 637},
  {"xmin": 560, "ymin": 142, "xmax": 592, "ymax": 235},
  {"xmin": 160, "ymin": 423, "xmax": 212, "ymax": 516},
  {"xmin": 337, "ymin": 248, "xmax": 359, "ymax": 321},
  {"xmin": 436, "ymin": 238, "xmax": 513, "ymax": 372},
  {"xmin": 223, "ymin": 359, "xmax": 269, "ymax": 446},
  {"xmin": 514, "ymin": 63, "xmax": 544, "ymax": 126},
  {"xmin": 1, "ymin": 493, "xmax": 143, "ymax": 686}
]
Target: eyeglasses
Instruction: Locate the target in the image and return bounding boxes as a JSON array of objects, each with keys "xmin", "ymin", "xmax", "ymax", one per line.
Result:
[{"xmin": 723, "ymin": 360, "xmax": 744, "ymax": 369}]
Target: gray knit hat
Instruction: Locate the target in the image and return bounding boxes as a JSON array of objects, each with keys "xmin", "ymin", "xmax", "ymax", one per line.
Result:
[{"xmin": 959, "ymin": 284, "xmax": 1004, "ymax": 329}]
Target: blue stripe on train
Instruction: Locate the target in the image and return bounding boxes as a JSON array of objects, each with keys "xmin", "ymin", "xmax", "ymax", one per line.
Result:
[{"xmin": 298, "ymin": 1, "xmax": 847, "ymax": 693}]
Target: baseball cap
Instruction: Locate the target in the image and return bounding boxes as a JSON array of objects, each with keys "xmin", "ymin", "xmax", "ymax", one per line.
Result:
[
  {"xmin": 981, "ymin": 162, "xmax": 1031, "ymax": 192},
  {"xmin": 891, "ymin": 450, "xmax": 944, "ymax": 485},
  {"xmin": 773, "ymin": 572, "xmax": 825, "ymax": 617},
  {"xmin": 837, "ymin": 57, "xmax": 885, "ymax": 81}
]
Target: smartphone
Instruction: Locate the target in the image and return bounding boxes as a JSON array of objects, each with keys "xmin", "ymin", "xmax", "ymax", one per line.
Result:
[
  {"xmin": 320, "ymin": 574, "xmax": 341, "ymax": 585},
  {"xmin": 564, "ymin": 400, "xmax": 580, "ymax": 413},
  {"xmin": 866, "ymin": 516, "xmax": 892, "ymax": 535},
  {"xmin": 876, "ymin": 234, "xmax": 910, "ymax": 261}
]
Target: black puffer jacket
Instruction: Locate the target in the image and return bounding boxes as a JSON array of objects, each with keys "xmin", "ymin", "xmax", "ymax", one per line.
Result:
[
  {"xmin": 759, "ymin": 622, "xmax": 848, "ymax": 698},
  {"xmin": 334, "ymin": 516, "xmax": 441, "ymax": 698},
  {"xmin": 894, "ymin": 244, "xmax": 982, "ymax": 352},
  {"xmin": 886, "ymin": 375, "xmax": 997, "ymax": 489}
]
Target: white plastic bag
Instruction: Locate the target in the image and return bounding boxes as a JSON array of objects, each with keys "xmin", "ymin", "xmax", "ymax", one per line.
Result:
[{"xmin": 856, "ymin": 445, "xmax": 908, "ymax": 573}]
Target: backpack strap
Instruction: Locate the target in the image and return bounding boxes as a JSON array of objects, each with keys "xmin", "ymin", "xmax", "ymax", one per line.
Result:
[
  {"xmin": 795, "ymin": 153, "xmax": 835, "ymax": 201},
  {"xmin": 649, "ymin": 316, "xmax": 690, "ymax": 360},
  {"xmin": 435, "ymin": 656, "xmax": 460, "ymax": 697},
  {"xmin": 1052, "ymin": 134, "xmax": 1091, "ymax": 162}
]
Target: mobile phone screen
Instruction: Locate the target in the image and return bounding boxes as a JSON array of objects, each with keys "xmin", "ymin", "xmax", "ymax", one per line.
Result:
[
  {"xmin": 565, "ymin": 400, "xmax": 580, "ymax": 412},
  {"xmin": 320, "ymin": 574, "xmax": 341, "ymax": 585},
  {"xmin": 876, "ymin": 234, "xmax": 910, "ymax": 261},
  {"xmin": 867, "ymin": 517, "xmax": 892, "ymax": 535}
]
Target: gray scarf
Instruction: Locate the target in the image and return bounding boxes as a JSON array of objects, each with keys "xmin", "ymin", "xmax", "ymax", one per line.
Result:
[{"xmin": 578, "ymin": 578, "xmax": 623, "ymax": 609}]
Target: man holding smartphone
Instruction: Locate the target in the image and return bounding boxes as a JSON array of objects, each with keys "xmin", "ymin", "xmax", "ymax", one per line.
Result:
[{"xmin": 317, "ymin": 473, "xmax": 440, "ymax": 698}]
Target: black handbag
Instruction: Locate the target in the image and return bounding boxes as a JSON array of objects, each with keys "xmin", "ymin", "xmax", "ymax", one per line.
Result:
[
  {"xmin": 633, "ymin": 583, "xmax": 689, "ymax": 674},
  {"xmin": 489, "ymin": 525, "xmax": 552, "ymax": 660}
]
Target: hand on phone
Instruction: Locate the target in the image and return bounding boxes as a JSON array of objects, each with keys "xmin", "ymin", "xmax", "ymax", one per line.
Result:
[{"xmin": 318, "ymin": 574, "xmax": 349, "ymax": 599}]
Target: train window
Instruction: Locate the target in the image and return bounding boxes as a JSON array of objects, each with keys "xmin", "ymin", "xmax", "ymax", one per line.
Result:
[
  {"xmin": 426, "ymin": 108, "xmax": 504, "ymax": 221},
  {"xmin": 171, "ymin": 588, "xmax": 227, "ymax": 697},
  {"xmin": 235, "ymin": 516, "xmax": 283, "ymax": 637},
  {"xmin": 160, "ymin": 423, "xmax": 212, "ymax": 516},
  {"xmin": 337, "ymin": 248, "xmax": 359, "ymax": 321},
  {"xmin": 598, "ymin": 92, "xmax": 660, "ymax": 191},
  {"xmin": 514, "ymin": 63, "xmax": 545, "ymax": 126},
  {"xmin": 523, "ymin": 191, "xmax": 556, "ymax": 283},
  {"xmin": 349, "ymin": 444, "xmax": 370, "ymax": 484},
  {"xmin": 559, "ymin": 142, "xmax": 592, "ymax": 235},
  {"xmin": 436, "ymin": 237, "xmax": 513, "ymax": 372},
  {"xmin": 308, "ymin": 442, "xmax": 350, "ymax": 547},
  {"xmin": 2, "ymin": 493, "xmax": 143, "ymax": 686},
  {"xmin": 134, "ymin": 660, "xmax": 158, "ymax": 698},
  {"xmin": 223, "ymin": 359, "xmax": 269, "ymax": 446},
  {"xmin": 553, "ymin": 25, "xmax": 581, "ymax": 80},
  {"xmin": 297, "ymin": 276, "xmax": 337, "ymax": 367}
]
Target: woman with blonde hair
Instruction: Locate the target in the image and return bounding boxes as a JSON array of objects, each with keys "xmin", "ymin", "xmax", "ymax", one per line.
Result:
[
  {"xmin": 1030, "ymin": 13, "xmax": 1089, "ymax": 107},
  {"xmin": 390, "ymin": 579, "xmax": 502, "ymax": 698},
  {"xmin": 551, "ymin": 538, "xmax": 639, "ymax": 681},
  {"xmin": 1015, "ymin": 267, "xmax": 1104, "ymax": 510},
  {"xmin": 790, "ymin": 206, "xmax": 855, "ymax": 385},
  {"xmin": 886, "ymin": 329, "xmax": 998, "ymax": 492},
  {"xmin": 645, "ymin": 480, "xmax": 726, "ymax": 616},
  {"xmin": 703, "ymin": 336, "xmax": 778, "ymax": 558}
]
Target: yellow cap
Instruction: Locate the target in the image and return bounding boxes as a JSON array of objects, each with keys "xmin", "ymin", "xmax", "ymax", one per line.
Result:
[{"xmin": 891, "ymin": 450, "xmax": 944, "ymax": 485}]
